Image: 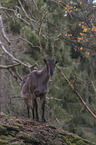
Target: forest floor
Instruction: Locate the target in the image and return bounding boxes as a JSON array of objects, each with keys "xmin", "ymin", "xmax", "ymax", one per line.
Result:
[{"xmin": 0, "ymin": 113, "xmax": 95, "ymax": 145}]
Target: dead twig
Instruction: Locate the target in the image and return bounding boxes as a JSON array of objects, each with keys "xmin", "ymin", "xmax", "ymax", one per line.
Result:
[
  {"xmin": 0, "ymin": 63, "xmax": 20, "ymax": 69},
  {"xmin": 91, "ymin": 81, "xmax": 96, "ymax": 92},
  {"xmin": 0, "ymin": 15, "xmax": 11, "ymax": 44},
  {"xmin": 47, "ymin": 96, "xmax": 62, "ymax": 101}
]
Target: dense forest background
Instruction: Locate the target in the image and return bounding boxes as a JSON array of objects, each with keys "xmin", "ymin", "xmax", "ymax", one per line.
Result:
[{"xmin": 0, "ymin": 0, "xmax": 96, "ymax": 143}]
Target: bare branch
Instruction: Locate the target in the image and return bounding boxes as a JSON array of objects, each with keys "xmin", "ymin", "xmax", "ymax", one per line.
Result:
[
  {"xmin": 11, "ymin": 37, "xmax": 41, "ymax": 51},
  {"xmin": 0, "ymin": 63, "xmax": 20, "ymax": 69},
  {"xmin": 10, "ymin": 95, "xmax": 22, "ymax": 99},
  {"xmin": 0, "ymin": 40, "xmax": 38, "ymax": 69},
  {"xmin": 56, "ymin": 65, "xmax": 96, "ymax": 119},
  {"xmin": 8, "ymin": 68, "xmax": 21, "ymax": 87},
  {"xmin": 0, "ymin": 6, "xmax": 30, "ymax": 25},
  {"xmin": 17, "ymin": 15, "xmax": 30, "ymax": 25},
  {"xmin": 47, "ymin": 96, "xmax": 62, "ymax": 101},
  {"xmin": 0, "ymin": 6, "xmax": 14, "ymax": 12},
  {"xmin": 32, "ymin": 0, "xmax": 40, "ymax": 12},
  {"xmin": 52, "ymin": 41, "xmax": 54, "ymax": 57},
  {"xmin": 18, "ymin": 0, "xmax": 37, "ymax": 23},
  {"xmin": 39, "ymin": 12, "xmax": 48, "ymax": 56},
  {"xmin": 0, "ymin": 15, "xmax": 11, "ymax": 44},
  {"xmin": 91, "ymin": 81, "xmax": 96, "ymax": 92}
]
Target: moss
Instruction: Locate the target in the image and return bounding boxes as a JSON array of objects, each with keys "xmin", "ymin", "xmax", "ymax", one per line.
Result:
[
  {"xmin": 9, "ymin": 131, "xmax": 17, "ymax": 137},
  {"xmin": 3, "ymin": 124, "xmax": 19, "ymax": 132},
  {"xmin": 0, "ymin": 114, "xmax": 95, "ymax": 145},
  {"xmin": 0, "ymin": 125, "xmax": 6, "ymax": 134},
  {"xmin": 64, "ymin": 136, "xmax": 72, "ymax": 145},
  {"xmin": 0, "ymin": 135, "xmax": 7, "ymax": 140},
  {"xmin": 16, "ymin": 131, "xmax": 36, "ymax": 143},
  {"xmin": 46, "ymin": 124, "xmax": 56, "ymax": 129},
  {"xmin": 11, "ymin": 142, "xmax": 25, "ymax": 145},
  {"xmin": 0, "ymin": 135, "xmax": 15, "ymax": 143},
  {"xmin": 76, "ymin": 140, "xmax": 88, "ymax": 145},
  {"xmin": 54, "ymin": 138, "xmax": 63, "ymax": 145},
  {"xmin": 14, "ymin": 123, "xmax": 23, "ymax": 128},
  {"xmin": 6, "ymin": 135, "xmax": 15, "ymax": 141},
  {"xmin": 0, "ymin": 139, "xmax": 8, "ymax": 145},
  {"xmin": 0, "ymin": 113, "xmax": 10, "ymax": 119},
  {"xmin": 56, "ymin": 128, "xmax": 68, "ymax": 136},
  {"xmin": 0, "ymin": 125, "xmax": 5, "ymax": 130}
]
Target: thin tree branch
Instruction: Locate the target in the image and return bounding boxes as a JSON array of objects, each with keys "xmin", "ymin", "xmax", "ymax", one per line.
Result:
[
  {"xmin": 0, "ymin": 14, "xmax": 38, "ymax": 69},
  {"xmin": 18, "ymin": 0, "xmax": 37, "ymax": 23},
  {"xmin": 52, "ymin": 41, "xmax": 54, "ymax": 57},
  {"xmin": 10, "ymin": 37, "xmax": 41, "ymax": 51},
  {"xmin": 0, "ymin": 63, "xmax": 20, "ymax": 69},
  {"xmin": 56, "ymin": 65, "xmax": 96, "ymax": 119},
  {"xmin": 39, "ymin": 12, "xmax": 48, "ymax": 56},
  {"xmin": 0, "ymin": 6, "xmax": 15, "ymax": 12},
  {"xmin": 32, "ymin": 0, "xmax": 40, "ymax": 12},
  {"xmin": 0, "ymin": 40, "xmax": 37, "ymax": 69},
  {"xmin": 47, "ymin": 96, "xmax": 62, "ymax": 101},
  {"xmin": 0, "ymin": 6, "xmax": 30, "ymax": 25},
  {"xmin": 91, "ymin": 81, "xmax": 96, "ymax": 92},
  {"xmin": 8, "ymin": 68, "xmax": 21, "ymax": 87},
  {"xmin": 10, "ymin": 95, "xmax": 22, "ymax": 99},
  {"xmin": 0, "ymin": 15, "xmax": 11, "ymax": 44}
]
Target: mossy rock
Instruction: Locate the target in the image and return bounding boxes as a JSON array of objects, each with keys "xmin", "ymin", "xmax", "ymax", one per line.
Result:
[
  {"xmin": 14, "ymin": 123, "xmax": 23, "ymax": 128},
  {"xmin": 46, "ymin": 124, "xmax": 57, "ymax": 129},
  {"xmin": 54, "ymin": 138, "xmax": 63, "ymax": 145},
  {"xmin": 0, "ymin": 113, "xmax": 95, "ymax": 145},
  {"xmin": 3, "ymin": 124, "xmax": 19, "ymax": 132},
  {"xmin": 10, "ymin": 141, "xmax": 25, "ymax": 145},
  {"xmin": 0, "ymin": 139, "xmax": 8, "ymax": 145},
  {"xmin": 0, "ymin": 125, "xmax": 7, "ymax": 135},
  {"xmin": 16, "ymin": 131, "xmax": 40, "ymax": 144},
  {"xmin": 1, "ymin": 135, "xmax": 14, "ymax": 141},
  {"xmin": 9, "ymin": 131, "xmax": 18, "ymax": 137},
  {"xmin": 0, "ymin": 113, "xmax": 10, "ymax": 119}
]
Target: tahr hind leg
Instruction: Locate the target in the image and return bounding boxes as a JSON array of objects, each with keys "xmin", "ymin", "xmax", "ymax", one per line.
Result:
[
  {"xmin": 31, "ymin": 95, "xmax": 39, "ymax": 121},
  {"xmin": 40, "ymin": 96, "xmax": 46, "ymax": 122},
  {"xmin": 24, "ymin": 98, "xmax": 30, "ymax": 118}
]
